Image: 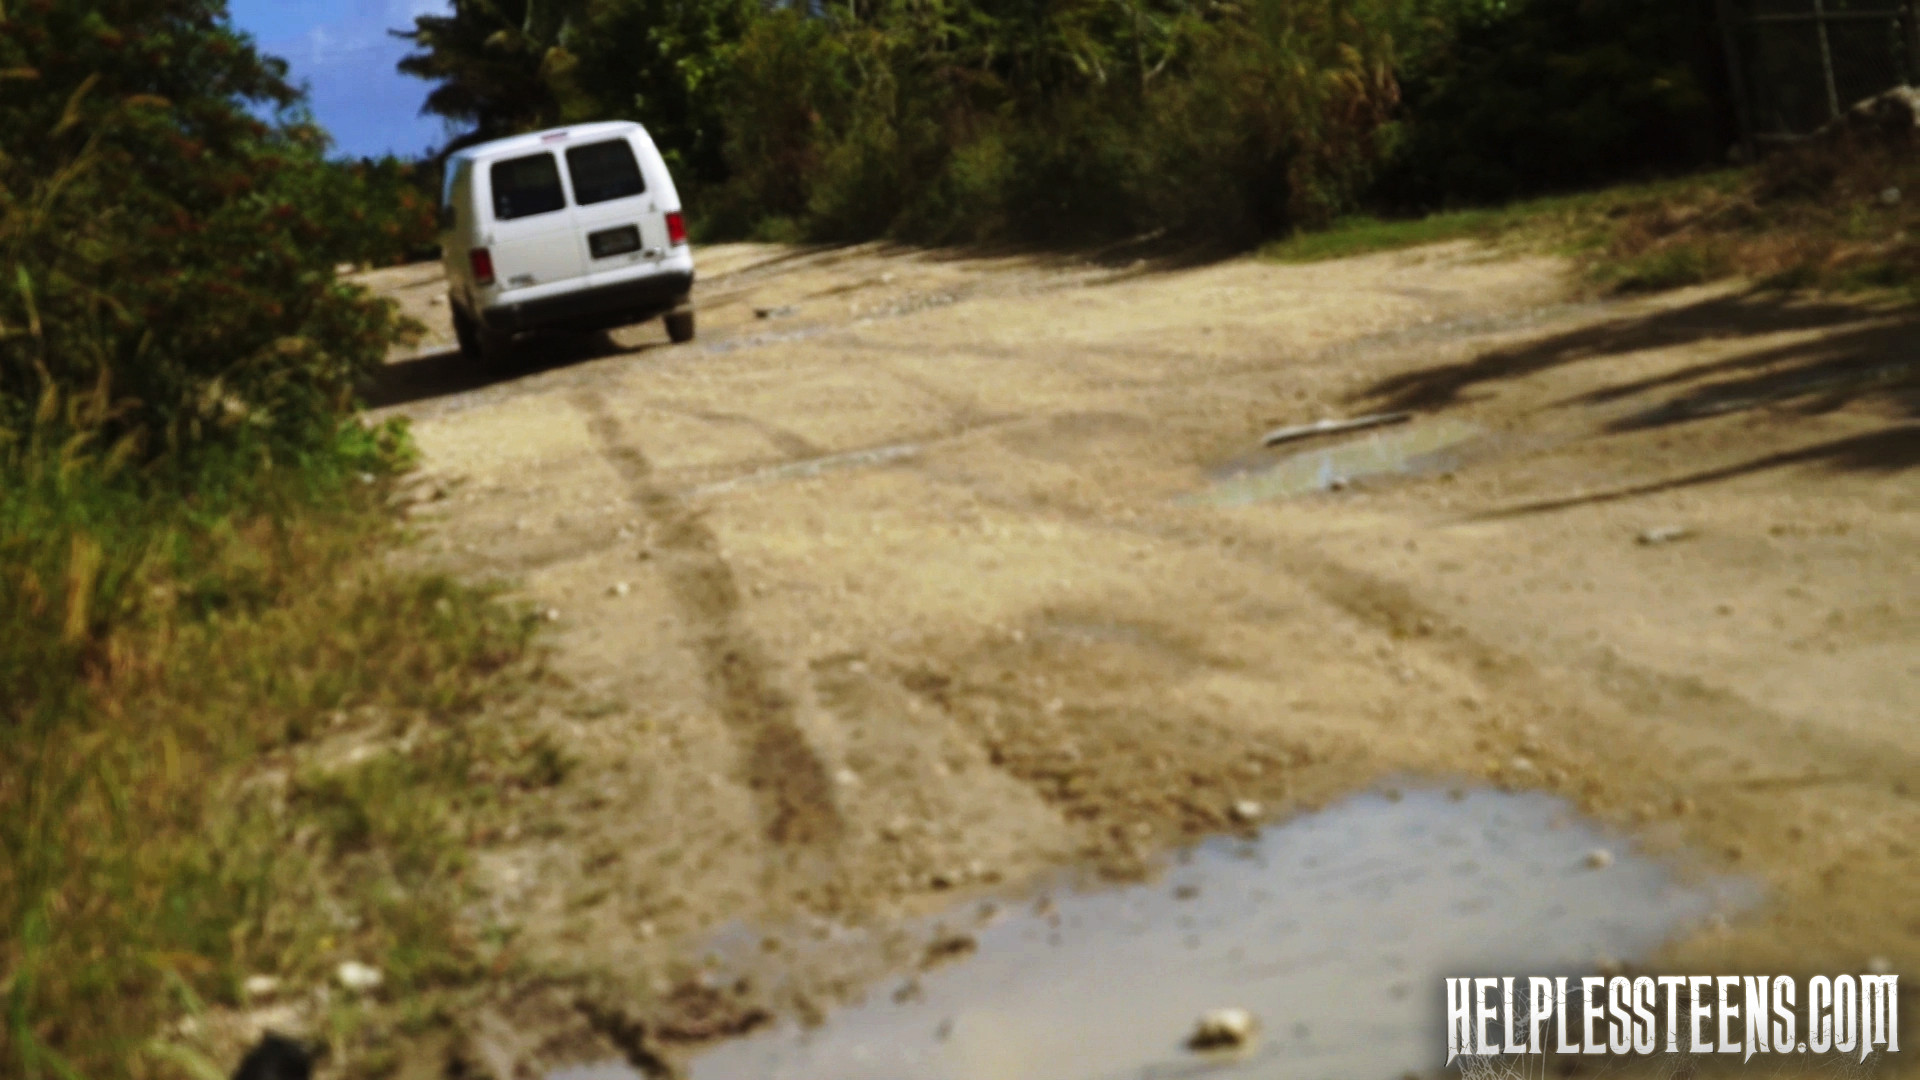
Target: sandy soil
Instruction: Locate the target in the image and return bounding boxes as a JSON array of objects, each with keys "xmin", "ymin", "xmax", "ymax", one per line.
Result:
[{"xmin": 353, "ymin": 241, "xmax": 1916, "ymax": 1076}]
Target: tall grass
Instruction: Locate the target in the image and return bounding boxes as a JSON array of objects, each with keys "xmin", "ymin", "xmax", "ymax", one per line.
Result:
[
  {"xmin": 0, "ymin": 405, "xmax": 538, "ymax": 1078},
  {"xmin": 0, "ymin": 8, "xmax": 542, "ymax": 1074}
]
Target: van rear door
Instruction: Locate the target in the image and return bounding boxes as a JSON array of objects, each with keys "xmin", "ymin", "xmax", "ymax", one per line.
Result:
[
  {"xmin": 482, "ymin": 150, "xmax": 585, "ymax": 292},
  {"xmin": 563, "ymin": 135, "xmax": 666, "ymax": 281}
]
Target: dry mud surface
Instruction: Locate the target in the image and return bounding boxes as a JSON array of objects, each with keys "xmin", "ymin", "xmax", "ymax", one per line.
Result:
[{"xmin": 357, "ymin": 242, "xmax": 1915, "ymax": 1077}]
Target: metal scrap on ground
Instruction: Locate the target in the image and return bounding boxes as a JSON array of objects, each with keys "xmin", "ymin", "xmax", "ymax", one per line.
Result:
[{"xmin": 1261, "ymin": 411, "xmax": 1413, "ymax": 447}]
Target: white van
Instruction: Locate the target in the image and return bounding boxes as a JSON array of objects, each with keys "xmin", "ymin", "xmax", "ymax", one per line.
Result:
[{"xmin": 439, "ymin": 121, "xmax": 695, "ymax": 366}]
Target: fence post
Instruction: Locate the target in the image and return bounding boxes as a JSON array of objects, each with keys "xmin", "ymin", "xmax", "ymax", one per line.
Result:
[
  {"xmin": 1908, "ymin": 0, "xmax": 1920, "ymax": 85},
  {"xmin": 1813, "ymin": 0, "xmax": 1842, "ymax": 119}
]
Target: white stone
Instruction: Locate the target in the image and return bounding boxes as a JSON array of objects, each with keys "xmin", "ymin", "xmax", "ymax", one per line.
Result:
[
  {"xmin": 242, "ymin": 974, "xmax": 280, "ymax": 999},
  {"xmin": 1189, "ymin": 1007, "xmax": 1258, "ymax": 1049},
  {"xmin": 1637, "ymin": 525, "xmax": 1691, "ymax": 545},
  {"xmin": 1229, "ymin": 799, "xmax": 1262, "ymax": 823},
  {"xmin": 335, "ymin": 960, "xmax": 383, "ymax": 993},
  {"xmin": 1584, "ymin": 847, "xmax": 1614, "ymax": 870}
]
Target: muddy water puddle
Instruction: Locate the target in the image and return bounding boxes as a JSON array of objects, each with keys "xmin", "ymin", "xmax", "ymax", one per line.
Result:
[
  {"xmin": 1194, "ymin": 419, "xmax": 1490, "ymax": 505},
  {"xmin": 683, "ymin": 787, "xmax": 1753, "ymax": 1080}
]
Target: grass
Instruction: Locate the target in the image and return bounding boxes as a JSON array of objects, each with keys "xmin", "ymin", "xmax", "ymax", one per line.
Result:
[
  {"xmin": 1266, "ymin": 144, "xmax": 1920, "ymax": 302},
  {"xmin": 1259, "ymin": 207, "xmax": 1512, "ymax": 262},
  {"xmin": 0, "ymin": 409, "xmax": 543, "ymax": 1079},
  {"xmin": 1262, "ymin": 173, "xmax": 1746, "ymax": 266}
]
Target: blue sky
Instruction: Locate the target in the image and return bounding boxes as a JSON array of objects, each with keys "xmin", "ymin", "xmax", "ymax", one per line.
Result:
[{"xmin": 228, "ymin": 0, "xmax": 462, "ymax": 160}]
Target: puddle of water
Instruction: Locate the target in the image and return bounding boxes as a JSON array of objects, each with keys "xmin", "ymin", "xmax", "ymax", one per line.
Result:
[
  {"xmin": 1191, "ymin": 419, "xmax": 1487, "ymax": 506},
  {"xmin": 688, "ymin": 787, "xmax": 1754, "ymax": 1080}
]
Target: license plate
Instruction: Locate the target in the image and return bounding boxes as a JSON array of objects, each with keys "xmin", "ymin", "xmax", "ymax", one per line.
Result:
[{"xmin": 589, "ymin": 225, "xmax": 641, "ymax": 259}]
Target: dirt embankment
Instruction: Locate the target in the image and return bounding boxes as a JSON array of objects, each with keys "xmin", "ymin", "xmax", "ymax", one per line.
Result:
[{"xmin": 343, "ymin": 241, "xmax": 1915, "ymax": 1076}]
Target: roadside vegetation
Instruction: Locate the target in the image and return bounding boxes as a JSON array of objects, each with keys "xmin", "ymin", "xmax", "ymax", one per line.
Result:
[
  {"xmin": 1, "ymin": 5, "xmax": 533, "ymax": 1076},
  {"xmin": 1266, "ymin": 123, "xmax": 1920, "ymax": 301},
  {"xmin": 396, "ymin": 0, "xmax": 1729, "ymax": 248}
]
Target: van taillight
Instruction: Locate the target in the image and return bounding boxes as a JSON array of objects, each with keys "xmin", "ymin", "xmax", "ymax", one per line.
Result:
[
  {"xmin": 469, "ymin": 247, "xmax": 495, "ymax": 285},
  {"xmin": 665, "ymin": 211, "xmax": 688, "ymax": 246}
]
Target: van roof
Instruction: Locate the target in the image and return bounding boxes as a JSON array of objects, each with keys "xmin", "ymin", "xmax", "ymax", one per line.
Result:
[{"xmin": 448, "ymin": 121, "xmax": 646, "ymax": 164}]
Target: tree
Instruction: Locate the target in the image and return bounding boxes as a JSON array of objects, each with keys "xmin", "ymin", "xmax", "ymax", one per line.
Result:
[{"xmin": 0, "ymin": 0, "xmax": 409, "ymax": 458}]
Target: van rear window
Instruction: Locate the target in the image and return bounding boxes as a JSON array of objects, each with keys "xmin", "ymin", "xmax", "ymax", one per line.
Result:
[
  {"xmin": 566, "ymin": 139, "xmax": 647, "ymax": 205},
  {"xmin": 491, "ymin": 153, "xmax": 566, "ymax": 220}
]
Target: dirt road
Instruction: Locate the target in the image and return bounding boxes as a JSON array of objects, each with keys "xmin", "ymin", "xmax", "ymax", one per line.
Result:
[{"xmin": 360, "ymin": 241, "xmax": 1916, "ymax": 1075}]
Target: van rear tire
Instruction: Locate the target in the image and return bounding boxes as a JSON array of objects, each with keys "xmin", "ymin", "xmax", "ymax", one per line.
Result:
[
  {"xmin": 452, "ymin": 303, "xmax": 481, "ymax": 359},
  {"xmin": 455, "ymin": 303, "xmax": 515, "ymax": 371},
  {"xmin": 665, "ymin": 310, "xmax": 695, "ymax": 344}
]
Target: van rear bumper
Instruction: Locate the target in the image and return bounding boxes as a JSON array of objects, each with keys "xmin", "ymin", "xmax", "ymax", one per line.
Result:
[{"xmin": 478, "ymin": 270, "xmax": 693, "ymax": 335}]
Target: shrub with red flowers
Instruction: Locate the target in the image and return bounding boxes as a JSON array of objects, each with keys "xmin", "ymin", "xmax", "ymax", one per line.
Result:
[{"xmin": 0, "ymin": 0, "xmax": 413, "ymax": 461}]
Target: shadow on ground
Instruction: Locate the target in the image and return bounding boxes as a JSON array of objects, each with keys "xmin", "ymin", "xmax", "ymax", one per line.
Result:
[
  {"xmin": 1353, "ymin": 289, "xmax": 1920, "ymax": 509},
  {"xmin": 1364, "ymin": 290, "xmax": 1919, "ymax": 417},
  {"xmin": 1479, "ymin": 423, "xmax": 1920, "ymax": 519},
  {"xmin": 364, "ymin": 330, "xmax": 660, "ymax": 410}
]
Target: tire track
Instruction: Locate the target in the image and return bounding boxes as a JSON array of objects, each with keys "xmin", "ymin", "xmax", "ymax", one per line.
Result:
[{"xmin": 573, "ymin": 390, "xmax": 844, "ymax": 849}]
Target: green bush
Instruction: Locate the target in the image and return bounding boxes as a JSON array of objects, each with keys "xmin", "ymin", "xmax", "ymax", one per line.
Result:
[
  {"xmin": 1378, "ymin": 0, "xmax": 1729, "ymax": 208},
  {"xmin": 316, "ymin": 155, "xmax": 444, "ymax": 268},
  {"xmin": 0, "ymin": 1, "xmax": 412, "ymax": 463},
  {"xmin": 401, "ymin": 0, "xmax": 1403, "ymax": 248}
]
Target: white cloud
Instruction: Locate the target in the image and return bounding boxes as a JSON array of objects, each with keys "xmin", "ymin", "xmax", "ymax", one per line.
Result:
[{"xmin": 387, "ymin": 0, "xmax": 450, "ymax": 22}]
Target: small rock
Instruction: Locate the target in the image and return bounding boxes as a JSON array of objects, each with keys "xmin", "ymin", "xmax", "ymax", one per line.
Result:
[
  {"xmin": 1229, "ymin": 799, "xmax": 1262, "ymax": 823},
  {"xmin": 753, "ymin": 304, "xmax": 798, "ymax": 319},
  {"xmin": 834, "ymin": 767, "xmax": 859, "ymax": 787},
  {"xmin": 1637, "ymin": 525, "xmax": 1691, "ymax": 545},
  {"xmin": 1881, "ymin": 186, "xmax": 1902, "ymax": 206},
  {"xmin": 1866, "ymin": 956, "xmax": 1894, "ymax": 975},
  {"xmin": 1188, "ymin": 1007, "xmax": 1258, "ymax": 1050},
  {"xmin": 335, "ymin": 960, "xmax": 383, "ymax": 993},
  {"xmin": 924, "ymin": 933, "xmax": 977, "ymax": 965},
  {"xmin": 1585, "ymin": 847, "xmax": 1614, "ymax": 870},
  {"xmin": 608, "ymin": 581, "xmax": 631, "ymax": 598},
  {"xmin": 242, "ymin": 974, "xmax": 281, "ymax": 1000},
  {"xmin": 544, "ymin": 608, "xmax": 561, "ymax": 622},
  {"xmin": 1508, "ymin": 755, "xmax": 1536, "ymax": 774}
]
